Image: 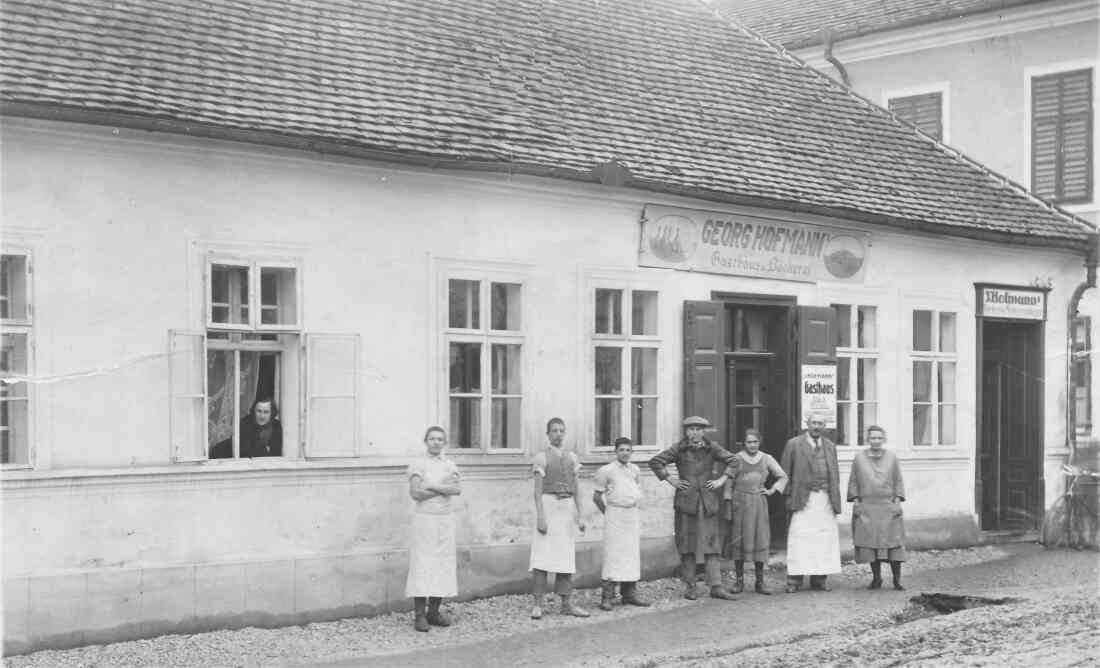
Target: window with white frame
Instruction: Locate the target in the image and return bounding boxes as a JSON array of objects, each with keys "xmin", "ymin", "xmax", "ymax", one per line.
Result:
[
  {"xmin": 912, "ymin": 309, "xmax": 957, "ymax": 446},
  {"xmin": 445, "ymin": 277, "xmax": 524, "ymax": 449},
  {"xmin": 593, "ymin": 288, "xmax": 660, "ymax": 448},
  {"xmin": 831, "ymin": 303, "xmax": 878, "ymax": 445},
  {"xmin": 1, "ymin": 253, "xmax": 31, "ymax": 465},
  {"xmin": 170, "ymin": 252, "xmax": 359, "ymax": 462}
]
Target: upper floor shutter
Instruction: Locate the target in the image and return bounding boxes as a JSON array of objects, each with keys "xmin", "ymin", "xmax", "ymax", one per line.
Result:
[
  {"xmin": 1032, "ymin": 68, "xmax": 1093, "ymax": 203},
  {"xmin": 889, "ymin": 92, "xmax": 943, "ymax": 141}
]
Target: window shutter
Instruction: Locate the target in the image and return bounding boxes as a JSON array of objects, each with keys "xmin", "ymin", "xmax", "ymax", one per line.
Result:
[
  {"xmin": 169, "ymin": 330, "xmax": 207, "ymax": 462},
  {"xmin": 889, "ymin": 93, "xmax": 943, "ymax": 141},
  {"xmin": 305, "ymin": 333, "xmax": 360, "ymax": 458},
  {"xmin": 683, "ymin": 301, "xmax": 728, "ymax": 445},
  {"xmin": 1032, "ymin": 68, "xmax": 1093, "ymax": 203},
  {"xmin": 797, "ymin": 306, "xmax": 837, "ymax": 365}
]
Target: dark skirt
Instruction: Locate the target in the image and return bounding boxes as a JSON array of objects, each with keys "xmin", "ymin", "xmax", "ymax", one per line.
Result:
[{"xmin": 724, "ymin": 490, "xmax": 770, "ymax": 562}]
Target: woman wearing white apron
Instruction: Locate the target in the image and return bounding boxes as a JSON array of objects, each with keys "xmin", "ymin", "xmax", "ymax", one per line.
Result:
[{"xmin": 405, "ymin": 426, "xmax": 462, "ymax": 632}]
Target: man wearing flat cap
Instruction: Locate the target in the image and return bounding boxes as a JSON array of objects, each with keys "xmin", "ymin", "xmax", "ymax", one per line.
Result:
[{"xmin": 649, "ymin": 416, "xmax": 740, "ymax": 600}]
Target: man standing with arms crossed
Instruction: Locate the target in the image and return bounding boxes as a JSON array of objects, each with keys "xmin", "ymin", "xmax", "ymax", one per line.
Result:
[{"xmin": 781, "ymin": 413, "xmax": 842, "ymax": 593}]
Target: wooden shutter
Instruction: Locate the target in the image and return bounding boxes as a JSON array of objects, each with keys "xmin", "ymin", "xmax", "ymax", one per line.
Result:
[
  {"xmin": 683, "ymin": 301, "xmax": 728, "ymax": 444},
  {"xmin": 1032, "ymin": 69, "xmax": 1093, "ymax": 203},
  {"xmin": 889, "ymin": 92, "xmax": 943, "ymax": 141},
  {"xmin": 304, "ymin": 333, "xmax": 360, "ymax": 458},
  {"xmin": 797, "ymin": 306, "xmax": 836, "ymax": 365},
  {"xmin": 169, "ymin": 330, "xmax": 208, "ymax": 461}
]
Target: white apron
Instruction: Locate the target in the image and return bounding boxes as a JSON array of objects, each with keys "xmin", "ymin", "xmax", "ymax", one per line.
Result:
[
  {"xmin": 786, "ymin": 490, "xmax": 841, "ymax": 575},
  {"xmin": 405, "ymin": 512, "xmax": 458, "ymax": 597},
  {"xmin": 529, "ymin": 495, "xmax": 577, "ymax": 573},
  {"xmin": 602, "ymin": 504, "xmax": 641, "ymax": 581}
]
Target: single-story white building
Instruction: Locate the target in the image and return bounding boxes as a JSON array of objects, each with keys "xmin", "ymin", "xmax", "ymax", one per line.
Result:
[{"xmin": 1, "ymin": 0, "xmax": 1096, "ymax": 655}]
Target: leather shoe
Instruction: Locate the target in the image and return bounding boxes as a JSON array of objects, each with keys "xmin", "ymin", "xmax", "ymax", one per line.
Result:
[
  {"xmin": 427, "ymin": 610, "xmax": 452, "ymax": 627},
  {"xmin": 530, "ymin": 605, "xmax": 543, "ymax": 619},
  {"xmin": 683, "ymin": 584, "xmax": 699, "ymax": 600},
  {"xmin": 868, "ymin": 578, "xmax": 883, "ymax": 590},
  {"xmin": 709, "ymin": 586, "xmax": 738, "ymax": 600},
  {"xmin": 414, "ymin": 613, "xmax": 429, "ymax": 632}
]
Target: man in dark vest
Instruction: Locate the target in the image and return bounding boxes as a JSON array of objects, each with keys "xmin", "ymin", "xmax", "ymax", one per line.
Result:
[
  {"xmin": 780, "ymin": 413, "xmax": 842, "ymax": 593},
  {"xmin": 649, "ymin": 416, "xmax": 740, "ymax": 600}
]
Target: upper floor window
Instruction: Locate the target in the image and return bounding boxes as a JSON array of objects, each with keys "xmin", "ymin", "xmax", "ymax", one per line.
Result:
[
  {"xmin": 1072, "ymin": 315, "xmax": 1092, "ymax": 435},
  {"xmin": 912, "ymin": 309, "xmax": 957, "ymax": 446},
  {"xmin": 1032, "ymin": 68, "xmax": 1093, "ymax": 204},
  {"xmin": 593, "ymin": 288, "xmax": 660, "ymax": 448},
  {"xmin": 889, "ymin": 92, "xmax": 944, "ymax": 141},
  {"xmin": 1, "ymin": 253, "xmax": 32, "ymax": 466},
  {"xmin": 446, "ymin": 277, "xmax": 524, "ymax": 449},
  {"xmin": 831, "ymin": 303, "xmax": 878, "ymax": 446}
]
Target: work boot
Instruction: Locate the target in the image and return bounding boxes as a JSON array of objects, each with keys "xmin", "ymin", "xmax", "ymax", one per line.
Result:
[
  {"xmin": 709, "ymin": 585, "xmax": 738, "ymax": 600},
  {"xmin": 731, "ymin": 560, "xmax": 745, "ymax": 594},
  {"xmin": 531, "ymin": 593, "xmax": 545, "ymax": 620},
  {"xmin": 413, "ymin": 597, "xmax": 429, "ymax": 632},
  {"xmin": 426, "ymin": 597, "xmax": 452, "ymax": 626},
  {"xmin": 785, "ymin": 575, "xmax": 803, "ymax": 594},
  {"xmin": 890, "ymin": 560, "xmax": 904, "ymax": 591},
  {"xmin": 683, "ymin": 582, "xmax": 698, "ymax": 600},
  {"xmin": 809, "ymin": 575, "xmax": 832, "ymax": 592},
  {"xmin": 869, "ymin": 561, "xmax": 883, "ymax": 590},
  {"xmin": 561, "ymin": 593, "xmax": 591, "ymax": 617},
  {"xmin": 621, "ymin": 581, "xmax": 651, "ymax": 606},
  {"xmin": 599, "ymin": 580, "xmax": 615, "ymax": 611},
  {"xmin": 754, "ymin": 563, "xmax": 771, "ymax": 595}
]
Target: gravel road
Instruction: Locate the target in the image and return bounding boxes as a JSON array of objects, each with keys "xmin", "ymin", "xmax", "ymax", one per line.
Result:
[{"xmin": 6, "ymin": 545, "xmax": 1095, "ymax": 668}]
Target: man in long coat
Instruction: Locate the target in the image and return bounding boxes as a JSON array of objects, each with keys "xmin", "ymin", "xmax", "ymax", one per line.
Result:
[
  {"xmin": 649, "ymin": 416, "xmax": 740, "ymax": 600},
  {"xmin": 780, "ymin": 414, "xmax": 842, "ymax": 593}
]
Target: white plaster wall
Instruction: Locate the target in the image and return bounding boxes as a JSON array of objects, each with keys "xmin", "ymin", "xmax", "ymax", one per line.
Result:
[{"xmin": 0, "ymin": 118, "xmax": 1089, "ymax": 577}]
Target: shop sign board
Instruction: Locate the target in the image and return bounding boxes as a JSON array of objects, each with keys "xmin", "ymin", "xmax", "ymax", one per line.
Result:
[
  {"xmin": 639, "ymin": 204, "xmax": 870, "ymax": 283},
  {"xmin": 800, "ymin": 364, "xmax": 837, "ymax": 429},
  {"xmin": 978, "ymin": 286, "xmax": 1046, "ymax": 321}
]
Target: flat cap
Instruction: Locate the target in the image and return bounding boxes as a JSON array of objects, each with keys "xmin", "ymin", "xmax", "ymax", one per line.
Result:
[{"xmin": 682, "ymin": 416, "xmax": 711, "ymax": 428}]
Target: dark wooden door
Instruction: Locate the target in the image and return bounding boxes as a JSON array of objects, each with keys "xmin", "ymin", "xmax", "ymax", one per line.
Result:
[{"xmin": 980, "ymin": 321, "xmax": 1044, "ymax": 530}]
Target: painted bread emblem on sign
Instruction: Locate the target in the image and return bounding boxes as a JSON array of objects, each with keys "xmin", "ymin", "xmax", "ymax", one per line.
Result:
[
  {"xmin": 822, "ymin": 235, "xmax": 865, "ymax": 279},
  {"xmin": 648, "ymin": 214, "xmax": 699, "ymax": 262}
]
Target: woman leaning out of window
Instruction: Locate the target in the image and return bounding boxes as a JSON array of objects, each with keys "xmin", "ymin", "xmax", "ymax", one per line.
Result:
[{"xmin": 406, "ymin": 426, "xmax": 462, "ymax": 632}]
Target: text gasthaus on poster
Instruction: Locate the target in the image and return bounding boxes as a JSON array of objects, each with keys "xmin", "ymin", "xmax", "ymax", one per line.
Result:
[
  {"xmin": 638, "ymin": 204, "xmax": 871, "ymax": 283},
  {"xmin": 800, "ymin": 364, "xmax": 838, "ymax": 429}
]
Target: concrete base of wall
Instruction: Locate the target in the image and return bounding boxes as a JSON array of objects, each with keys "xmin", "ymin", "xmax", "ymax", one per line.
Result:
[{"xmin": 3, "ymin": 515, "xmax": 978, "ymax": 656}]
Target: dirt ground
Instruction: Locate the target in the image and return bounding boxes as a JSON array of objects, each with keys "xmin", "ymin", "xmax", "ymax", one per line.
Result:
[{"xmin": 7, "ymin": 543, "xmax": 1098, "ymax": 668}]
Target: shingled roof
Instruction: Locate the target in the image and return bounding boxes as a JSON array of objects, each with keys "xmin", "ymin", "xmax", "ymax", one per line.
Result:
[
  {"xmin": 717, "ymin": 0, "xmax": 1049, "ymax": 50},
  {"xmin": 0, "ymin": 0, "xmax": 1093, "ymax": 250}
]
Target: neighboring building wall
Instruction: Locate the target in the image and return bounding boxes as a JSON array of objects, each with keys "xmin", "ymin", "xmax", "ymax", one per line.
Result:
[{"xmin": 0, "ymin": 118, "xmax": 1089, "ymax": 652}]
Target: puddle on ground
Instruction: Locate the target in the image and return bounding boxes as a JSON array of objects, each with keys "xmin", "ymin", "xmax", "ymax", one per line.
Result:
[{"xmin": 891, "ymin": 593, "xmax": 1024, "ymax": 624}]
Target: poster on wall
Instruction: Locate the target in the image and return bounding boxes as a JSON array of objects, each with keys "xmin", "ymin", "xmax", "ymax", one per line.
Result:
[
  {"xmin": 800, "ymin": 364, "xmax": 837, "ymax": 428},
  {"xmin": 639, "ymin": 204, "xmax": 871, "ymax": 283}
]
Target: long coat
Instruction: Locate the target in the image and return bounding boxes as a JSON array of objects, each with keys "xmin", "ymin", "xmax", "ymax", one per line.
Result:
[
  {"xmin": 649, "ymin": 437, "xmax": 738, "ymax": 555},
  {"xmin": 847, "ymin": 449, "xmax": 906, "ymax": 549},
  {"xmin": 779, "ymin": 432, "xmax": 841, "ymax": 515}
]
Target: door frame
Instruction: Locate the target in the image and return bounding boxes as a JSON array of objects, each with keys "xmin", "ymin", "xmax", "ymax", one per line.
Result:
[{"xmin": 974, "ymin": 283, "xmax": 1048, "ymax": 531}]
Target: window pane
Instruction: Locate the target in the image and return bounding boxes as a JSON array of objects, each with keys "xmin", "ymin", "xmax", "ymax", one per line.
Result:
[
  {"xmin": 836, "ymin": 400, "xmax": 850, "ymax": 445},
  {"xmin": 631, "ymin": 290, "xmax": 658, "ymax": 335},
  {"xmin": 836, "ymin": 357, "xmax": 851, "ymax": 401},
  {"xmin": 737, "ymin": 309, "xmax": 769, "ymax": 351},
  {"xmin": 857, "ymin": 403, "xmax": 878, "ymax": 445},
  {"xmin": 211, "ymin": 265, "xmax": 249, "ymax": 325},
  {"xmin": 448, "ymin": 279, "xmax": 480, "ymax": 329},
  {"xmin": 0, "ymin": 333, "xmax": 28, "ymax": 378},
  {"xmin": 939, "ymin": 404, "xmax": 956, "ymax": 445},
  {"xmin": 913, "ymin": 404, "xmax": 933, "ymax": 445},
  {"xmin": 260, "ymin": 267, "xmax": 297, "ymax": 326},
  {"xmin": 736, "ymin": 407, "xmax": 762, "ymax": 436},
  {"xmin": 913, "ymin": 310, "xmax": 932, "ymax": 351},
  {"xmin": 491, "ymin": 397, "xmax": 521, "ymax": 448},
  {"xmin": 938, "ymin": 361, "xmax": 956, "ymax": 403},
  {"xmin": 0, "ymin": 255, "xmax": 28, "ymax": 321},
  {"xmin": 913, "ymin": 361, "xmax": 932, "ymax": 402},
  {"xmin": 858, "ymin": 306, "xmax": 876, "ymax": 348},
  {"xmin": 631, "ymin": 347, "xmax": 657, "ymax": 395},
  {"xmin": 449, "ymin": 397, "xmax": 481, "ymax": 448},
  {"xmin": 491, "ymin": 282, "xmax": 521, "ymax": 331},
  {"xmin": 207, "ymin": 349, "xmax": 236, "ymax": 458},
  {"xmin": 449, "ymin": 342, "xmax": 481, "ymax": 392},
  {"xmin": 491, "ymin": 344, "xmax": 521, "ymax": 394},
  {"xmin": 631, "ymin": 398, "xmax": 657, "ymax": 445},
  {"xmin": 595, "ymin": 346, "xmax": 622, "ymax": 394},
  {"xmin": 939, "ymin": 312, "xmax": 957, "ymax": 353},
  {"xmin": 831, "ymin": 304, "xmax": 851, "ymax": 348},
  {"xmin": 595, "ymin": 398, "xmax": 622, "ymax": 447},
  {"xmin": 735, "ymin": 367, "xmax": 761, "ymax": 405},
  {"xmin": 596, "ymin": 289, "xmax": 623, "ymax": 335},
  {"xmin": 857, "ymin": 358, "xmax": 877, "ymax": 401},
  {"xmin": 0, "ymin": 399, "xmax": 27, "ymax": 464}
]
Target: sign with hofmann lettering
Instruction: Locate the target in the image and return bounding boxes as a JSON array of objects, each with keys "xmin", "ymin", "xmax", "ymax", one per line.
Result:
[
  {"xmin": 801, "ymin": 364, "xmax": 837, "ymax": 429},
  {"xmin": 978, "ymin": 286, "xmax": 1046, "ymax": 321},
  {"xmin": 639, "ymin": 205, "xmax": 870, "ymax": 283}
]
